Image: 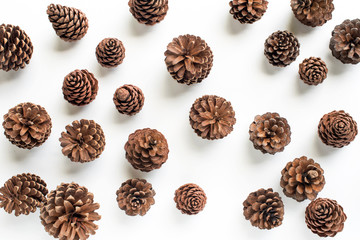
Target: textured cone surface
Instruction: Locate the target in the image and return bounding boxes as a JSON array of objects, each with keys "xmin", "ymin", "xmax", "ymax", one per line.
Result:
[
  {"xmin": 165, "ymin": 34, "xmax": 213, "ymax": 85},
  {"xmin": 291, "ymin": 0, "xmax": 334, "ymax": 27},
  {"xmin": 59, "ymin": 119, "xmax": 105, "ymax": 163},
  {"xmin": 3, "ymin": 102, "xmax": 52, "ymax": 149},
  {"xmin": 249, "ymin": 112, "xmax": 291, "ymax": 154},
  {"xmin": 125, "ymin": 128, "xmax": 169, "ymax": 172},
  {"xmin": 299, "ymin": 57, "xmax": 328, "ymax": 85},
  {"xmin": 0, "ymin": 173, "xmax": 48, "ymax": 216},
  {"xmin": 63, "ymin": 69, "xmax": 98, "ymax": 106},
  {"xmin": 47, "ymin": 4, "xmax": 89, "ymax": 42},
  {"xmin": 113, "ymin": 84, "xmax": 144, "ymax": 116},
  {"xmin": 174, "ymin": 183, "xmax": 206, "ymax": 215},
  {"xmin": 116, "ymin": 178, "xmax": 155, "ymax": 216},
  {"xmin": 229, "ymin": 0, "xmax": 268, "ymax": 24},
  {"xmin": 189, "ymin": 95, "xmax": 236, "ymax": 140},
  {"xmin": 280, "ymin": 156, "xmax": 325, "ymax": 201},
  {"xmin": 129, "ymin": 0, "xmax": 169, "ymax": 25},
  {"xmin": 305, "ymin": 198, "xmax": 346, "ymax": 237},
  {"xmin": 40, "ymin": 183, "xmax": 101, "ymax": 240},
  {"xmin": 318, "ymin": 110, "xmax": 358, "ymax": 148},
  {"xmin": 264, "ymin": 30, "xmax": 300, "ymax": 67},
  {"xmin": 243, "ymin": 188, "xmax": 284, "ymax": 230},
  {"xmin": 96, "ymin": 38, "xmax": 125, "ymax": 68},
  {"xmin": 0, "ymin": 24, "xmax": 33, "ymax": 71}
]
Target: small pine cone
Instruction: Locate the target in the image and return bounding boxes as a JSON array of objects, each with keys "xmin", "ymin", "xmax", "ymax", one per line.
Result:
[
  {"xmin": 113, "ymin": 84, "xmax": 145, "ymax": 116},
  {"xmin": 291, "ymin": 0, "xmax": 334, "ymax": 27},
  {"xmin": 174, "ymin": 183, "xmax": 207, "ymax": 215},
  {"xmin": 59, "ymin": 119, "xmax": 106, "ymax": 163},
  {"xmin": 63, "ymin": 69, "xmax": 99, "ymax": 106},
  {"xmin": 229, "ymin": 0, "xmax": 269, "ymax": 24},
  {"xmin": 116, "ymin": 178, "xmax": 155, "ymax": 216},
  {"xmin": 264, "ymin": 30, "xmax": 300, "ymax": 67},
  {"xmin": 129, "ymin": 0, "xmax": 169, "ymax": 25},
  {"xmin": 305, "ymin": 198, "xmax": 346, "ymax": 237},
  {"xmin": 164, "ymin": 34, "xmax": 214, "ymax": 85},
  {"xmin": 243, "ymin": 188, "xmax": 284, "ymax": 230},
  {"xmin": 40, "ymin": 183, "xmax": 101, "ymax": 240},
  {"xmin": 249, "ymin": 112, "xmax": 291, "ymax": 154},
  {"xmin": 280, "ymin": 156, "xmax": 325, "ymax": 202},
  {"xmin": 189, "ymin": 95, "xmax": 236, "ymax": 140},
  {"xmin": 299, "ymin": 57, "xmax": 328, "ymax": 86},
  {"xmin": 0, "ymin": 173, "xmax": 48, "ymax": 216},
  {"xmin": 47, "ymin": 4, "xmax": 89, "ymax": 42},
  {"xmin": 0, "ymin": 24, "xmax": 33, "ymax": 72},
  {"xmin": 3, "ymin": 102, "xmax": 52, "ymax": 149},
  {"xmin": 96, "ymin": 38, "xmax": 125, "ymax": 68}
]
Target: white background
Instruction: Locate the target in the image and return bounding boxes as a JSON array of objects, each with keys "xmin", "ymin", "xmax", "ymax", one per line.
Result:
[{"xmin": 0, "ymin": 0, "xmax": 359, "ymax": 239}]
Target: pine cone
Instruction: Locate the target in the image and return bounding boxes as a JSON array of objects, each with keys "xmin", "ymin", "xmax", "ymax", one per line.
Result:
[
  {"xmin": 264, "ymin": 30, "xmax": 300, "ymax": 67},
  {"xmin": 249, "ymin": 112, "xmax": 291, "ymax": 154},
  {"xmin": 229, "ymin": 0, "xmax": 269, "ymax": 24},
  {"xmin": 189, "ymin": 95, "xmax": 236, "ymax": 140},
  {"xmin": 59, "ymin": 119, "xmax": 106, "ymax": 163},
  {"xmin": 305, "ymin": 198, "xmax": 346, "ymax": 237},
  {"xmin": 0, "ymin": 173, "xmax": 48, "ymax": 216},
  {"xmin": 3, "ymin": 102, "xmax": 52, "ymax": 149},
  {"xmin": 318, "ymin": 110, "xmax": 358, "ymax": 148},
  {"xmin": 164, "ymin": 34, "xmax": 214, "ymax": 85},
  {"xmin": 0, "ymin": 24, "xmax": 33, "ymax": 72},
  {"xmin": 125, "ymin": 128, "xmax": 169, "ymax": 172},
  {"xmin": 330, "ymin": 19, "xmax": 360, "ymax": 64},
  {"xmin": 280, "ymin": 156, "xmax": 325, "ymax": 202},
  {"xmin": 174, "ymin": 183, "xmax": 207, "ymax": 215},
  {"xmin": 129, "ymin": 0, "xmax": 169, "ymax": 25},
  {"xmin": 63, "ymin": 69, "xmax": 99, "ymax": 106},
  {"xmin": 291, "ymin": 0, "xmax": 334, "ymax": 27},
  {"xmin": 47, "ymin": 4, "xmax": 89, "ymax": 42},
  {"xmin": 116, "ymin": 178, "xmax": 155, "ymax": 216},
  {"xmin": 113, "ymin": 84, "xmax": 145, "ymax": 116},
  {"xmin": 299, "ymin": 57, "xmax": 328, "ymax": 85},
  {"xmin": 40, "ymin": 183, "xmax": 101, "ymax": 240},
  {"xmin": 243, "ymin": 188, "xmax": 284, "ymax": 230},
  {"xmin": 96, "ymin": 38, "xmax": 125, "ymax": 68}
]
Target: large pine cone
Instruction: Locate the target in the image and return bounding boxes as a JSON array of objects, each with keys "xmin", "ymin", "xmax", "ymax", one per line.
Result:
[
  {"xmin": 291, "ymin": 0, "xmax": 334, "ymax": 27},
  {"xmin": 116, "ymin": 178, "xmax": 155, "ymax": 216},
  {"xmin": 63, "ymin": 69, "xmax": 99, "ymax": 106},
  {"xmin": 0, "ymin": 24, "xmax": 33, "ymax": 72},
  {"xmin": 40, "ymin": 183, "xmax": 101, "ymax": 240},
  {"xmin": 113, "ymin": 84, "xmax": 145, "ymax": 116},
  {"xmin": 189, "ymin": 95, "xmax": 236, "ymax": 140},
  {"xmin": 280, "ymin": 156, "xmax": 325, "ymax": 202},
  {"xmin": 0, "ymin": 173, "xmax": 48, "ymax": 216},
  {"xmin": 229, "ymin": 0, "xmax": 268, "ymax": 24},
  {"xmin": 305, "ymin": 198, "xmax": 346, "ymax": 237},
  {"xmin": 318, "ymin": 110, "xmax": 358, "ymax": 148},
  {"xmin": 164, "ymin": 34, "xmax": 213, "ymax": 85},
  {"xmin": 96, "ymin": 38, "xmax": 125, "ymax": 68},
  {"xmin": 3, "ymin": 102, "xmax": 52, "ymax": 149},
  {"xmin": 129, "ymin": 0, "xmax": 169, "ymax": 25},
  {"xmin": 47, "ymin": 4, "xmax": 89, "ymax": 42},
  {"xmin": 299, "ymin": 57, "xmax": 328, "ymax": 85},
  {"xmin": 174, "ymin": 183, "xmax": 207, "ymax": 215},
  {"xmin": 125, "ymin": 128, "xmax": 169, "ymax": 172},
  {"xmin": 264, "ymin": 30, "xmax": 300, "ymax": 67},
  {"xmin": 249, "ymin": 112, "xmax": 291, "ymax": 154},
  {"xmin": 243, "ymin": 188, "xmax": 284, "ymax": 230},
  {"xmin": 59, "ymin": 119, "xmax": 106, "ymax": 163}
]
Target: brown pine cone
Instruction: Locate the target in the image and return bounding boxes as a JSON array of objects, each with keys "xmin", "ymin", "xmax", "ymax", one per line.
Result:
[
  {"xmin": 318, "ymin": 110, "xmax": 358, "ymax": 148},
  {"xmin": 174, "ymin": 183, "xmax": 207, "ymax": 215},
  {"xmin": 291, "ymin": 0, "xmax": 334, "ymax": 27},
  {"xmin": 96, "ymin": 38, "xmax": 125, "ymax": 68},
  {"xmin": 47, "ymin": 4, "xmax": 89, "ymax": 42},
  {"xmin": 330, "ymin": 19, "xmax": 360, "ymax": 64},
  {"xmin": 116, "ymin": 178, "xmax": 155, "ymax": 216},
  {"xmin": 125, "ymin": 128, "xmax": 169, "ymax": 172},
  {"xmin": 0, "ymin": 24, "xmax": 33, "ymax": 72},
  {"xmin": 3, "ymin": 102, "xmax": 52, "ymax": 149},
  {"xmin": 305, "ymin": 198, "xmax": 346, "ymax": 237},
  {"xmin": 0, "ymin": 173, "xmax": 48, "ymax": 216},
  {"xmin": 280, "ymin": 156, "xmax": 325, "ymax": 202},
  {"xmin": 264, "ymin": 30, "xmax": 300, "ymax": 67},
  {"xmin": 40, "ymin": 183, "xmax": 101, "ymax": 240},
  {"xmin": 229, "ymin": 0, "xmax": 269, "ymax": 24},
  {"xmin": 129, "ymin": 0, "xmax": 169, "ymax": 25},
  {"xmin": 59, "ymin": 119, "xmax": 106, "ymax": 163},
  {"xmin": 113, "ymin": 84, "xmax": 145, "ymax": 116},
  {"xmin": 164, "ymin": 34, "xmax": 213, "ymax": 85},
  {"xmin": 63, "ymin": 69, "xmax": 99, "ymax": 106},
  {"xmin": 243, "ymin": 188, "xmax": 284, "ymax": 230},
  {"xmin": 299, "ymin": 57, "xmax": 328, "ymax": 86},
  {"xmin": 189, "ymin": 95, "xmax": 236, "ymax": 140},
  {"xmin": 249, "ymin": 112, "xmax": 291, "ymax": 154}
]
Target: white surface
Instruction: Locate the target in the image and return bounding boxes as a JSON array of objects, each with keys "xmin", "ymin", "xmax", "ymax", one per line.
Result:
[{"xmin": 0, "ymin": 0, "xmax": 359, "ymax": 239}]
